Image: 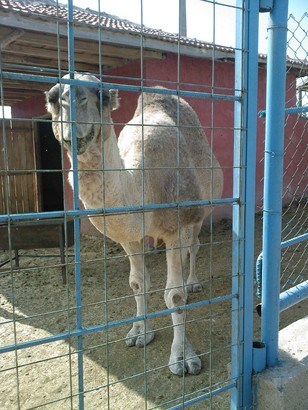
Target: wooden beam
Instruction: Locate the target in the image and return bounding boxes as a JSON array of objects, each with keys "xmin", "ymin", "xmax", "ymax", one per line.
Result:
[
  {"xmin": 2, "ymin": 89, "xmax": 42, "ymax": 100},
  {"xmin": 0, "ymin": 26, "xmax": 15, "ymax": 40},
  {"xmin": 0, "ymin": 12, "xmax": 149, "ymax": 54},
  {"xmin": 3, "ymin": 81, "xmax": 49, "ymax": 91},
  {"xmin": 1, "ymin": 53, "xmax": 122, "ymax": 72},
  {"xmin": 0, "ymin": 29, "xmax": 25, "ymax": 50},
  {"xmin": 0, "ymin": 11, "xmax": 227, "ymax": 60},
  {"xmin": 4, "ymin": 44, "xmax": 130, "ymax": 67},
  {"xmin": 16, "ymin": 31, "xmax": 164, "ymax": 60}
]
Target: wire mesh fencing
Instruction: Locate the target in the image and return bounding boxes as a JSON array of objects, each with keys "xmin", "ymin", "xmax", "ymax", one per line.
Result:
[
  {"xmin": 0, "ymin": 0, "xmax": 261, "ymax": 409},
  {"xmin": 257, "ymin": 13, "xmax": 308, "ymax": 300},
  {"xmin": 281, "ymin": 12, "xmax": 307, "ymax": 293}
]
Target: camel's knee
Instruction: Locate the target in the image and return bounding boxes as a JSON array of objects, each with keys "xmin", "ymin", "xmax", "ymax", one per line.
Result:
[
  {"xmin": 129, "ymin": 273, "xmax": 150, "ymax": 294},
  {"xmin": 164, "ymin": 288, "xmax": 186, "ymax": 311},
  {"xmin": 130, "ymin": 280, "xmax": 141, "ymax": 293}
]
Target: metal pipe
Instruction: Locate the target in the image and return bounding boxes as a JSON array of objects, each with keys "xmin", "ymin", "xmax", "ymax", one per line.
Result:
[
  {"xmin": 258, "ymin": 105, "xmax": 308, "ymax": 117},
  {"xmin": 67, "ymin": 1, "xmax": 84, "ymax": 407},
  {"xmin": 279, "ymin": 280, "xmax": 308, "ymax": 312},
  {"xmin": 1, "ymin": 71, "xmax": 242, "ymax": 102},
  {"xmin": 257, "ymin": 280, "xmax": 308, "ymax": 316},
  {"xmin": 179, "ymin": 0, "xmax": 187, "ymax": 37},
  {"xmin": 261, "ymin": 0, "xmax": 289, "ymax": 367},
  {"xmin": 241, "ymin": 0, "xmax": 259, "ymax": 404},
  {"xmin": 280, "ymin": 233, "xmax": 308, "ymax": 249},
  {"xmin": 231, "ymin": 1, "xmax": 259, "ymax": 407},
  {"xmin": 0, "ymin": 196, "xmax": 237, "ymax": 223},
  {"xmin": 169, "ymin": 382, "xmax": 237, "ymax": 409},
  {"xmin": 256, "ymin": 233, "xmax": 308, "ymax": 298},
  {"xmin": 252, "ymin": 341, "xmax": 266, "ymax": 373}
]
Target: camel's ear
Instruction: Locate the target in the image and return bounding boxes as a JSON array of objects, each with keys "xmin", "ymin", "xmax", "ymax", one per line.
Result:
[
  {"xmin": 100, "ymin": 88, "xmax": 119, "ymax": 111},
  {"xmin": 45, "ymin": 84, "xmax": 60, "ymax": 114},
  {"xmin": 109, "ymin": 89, "xmax": 120, "ymax": 111}
]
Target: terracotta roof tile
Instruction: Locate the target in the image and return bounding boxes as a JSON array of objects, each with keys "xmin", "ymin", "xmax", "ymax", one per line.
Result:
[
  {"xmin": 0, "ymin": 0, "xmax": 236, "ymax": 54},
  {"xmin": 0, "ymin": 0, "xmax": 307, "ymax": 70}
]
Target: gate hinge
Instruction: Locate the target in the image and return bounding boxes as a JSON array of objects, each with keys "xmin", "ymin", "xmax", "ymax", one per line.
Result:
[{"xmin": 259, "ymin": 0, "xmax": 273, "ymax": 13}]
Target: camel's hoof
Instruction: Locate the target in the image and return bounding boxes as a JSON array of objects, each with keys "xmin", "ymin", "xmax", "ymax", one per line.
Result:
[
  {"xmin": 125, "ymin": 328, "xmax": 154, "ymax": 347},
  {"xmin": 169, "ymin": 356, "xmax": 187, "ymax": 376},
  {"xmin": 186, "ymin": 282, "xmax": 203, "ymax": 293},
  {"xmin": 168, "ymin": 355, "xmax": 202, "ymax": 376},
  {"xmin": 125, "ymin": 335, "xmax": 137, "ymax": 347},
  {"xmin": 187, "ymin": 357, "xmax": 202, "ymax": 375}
]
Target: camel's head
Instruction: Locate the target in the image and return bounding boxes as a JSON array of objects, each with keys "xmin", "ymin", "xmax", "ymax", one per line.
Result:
[{"xmin": 46, "ymin": 73, "xmax": 119, "ymax": 155}]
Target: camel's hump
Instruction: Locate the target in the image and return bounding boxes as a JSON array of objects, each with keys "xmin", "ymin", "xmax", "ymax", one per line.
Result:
[{"xmin": 134, "ymin": 87, "xmax": 202, "ymax": 128}]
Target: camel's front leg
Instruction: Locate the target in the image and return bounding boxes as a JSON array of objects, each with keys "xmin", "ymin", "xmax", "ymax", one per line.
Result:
[
  {"xmin": 122, "ymin": 241, "xmax": 154, "ymax": 348},
  {"xmin": 165, "ymin": 238, "xmax": 202, "ymax": 376},
  {"xmin": 187, "ymin": 223, "xmax": 203, "ymax": 293}
]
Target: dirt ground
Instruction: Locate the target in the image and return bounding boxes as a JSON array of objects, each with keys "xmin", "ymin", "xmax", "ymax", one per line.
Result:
[{"xmin": 0, "ymin": 204, "xmax": 307, "ymax": 409}]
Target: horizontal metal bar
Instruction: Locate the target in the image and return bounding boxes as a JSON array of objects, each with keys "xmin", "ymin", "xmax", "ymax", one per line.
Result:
[
  {"xmin": 104, "ymin": 82, "xmax": 240, "ymax": 102},
  {"xmin": 1, "ymin": 72, "xmax": 60, "ymax": 85},
  {"xmin": 168, "ymin": 381, "xmax": 237, "ymax": 409},
  {"xmin": 0, "ymin": 293, "xmax": 236, "ymax": 354},
  {"xmin": 256, "ymin": 280, "xmax": 308, "ymax": 316},
  {"xmin": 1, "ymin": 71, "xmax": 241, "ymax": 102},
  {"xmin": 258, "ymin": 105, "xmax": 308, "ymax": 117},
  {"xmin": 200, "ymin": 0, "xmax": 242, "ymax": 10},
  {"xmin": 0, "ymin": 197, "xmax": 237, "ymax": 223},
  {"xmin": 1, "ymin": 63, "xmax": 240, "ymax": 95},
  {"xmin": 279, "ymin": 280, "xmax": 308, "ymax": 312},
  {"xmin": 281, "ymin": 233, "xmax": 308, "ymax": 249},
  {"xmin": 255, "ymin": 233, "xmax": 308, "ymax": 298}
]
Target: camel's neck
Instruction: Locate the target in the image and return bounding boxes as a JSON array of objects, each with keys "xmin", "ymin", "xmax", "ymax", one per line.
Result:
[
  {"xmin": 68, "ymin": 124, "xmax": 135, "ymax": 211},
  {"xmin": 77, "ymin": 126, "xmax": 123, "ymax": 171}
]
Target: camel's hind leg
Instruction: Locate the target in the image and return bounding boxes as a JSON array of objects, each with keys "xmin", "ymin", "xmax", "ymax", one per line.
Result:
[
  {"xmin": 164, "ymin": 229, "xmax": 202, "ymax": 376},
  {"xmin": 122, "ymin": 241, "xmax": 154, "ymax": 348},
  {"xmin": 186, "ymin": 223, "xmax": 203, "ymax": 293}
]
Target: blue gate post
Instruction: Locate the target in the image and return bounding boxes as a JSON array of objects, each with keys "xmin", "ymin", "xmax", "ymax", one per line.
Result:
[
  {"xmin": 261, "ymin": 0, "xmax": 289, "ymax": 366},
  {"xmin": 67, "ymin": 0, "xmax": 85, "ymax": 408},
  {"xmin": 232, "ymin": 0, "xmax": 259, "ymax": 408}
]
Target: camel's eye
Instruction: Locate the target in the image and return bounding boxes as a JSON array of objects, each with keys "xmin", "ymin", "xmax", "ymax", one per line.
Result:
[
  {"xmin": 79, "ymin": 96, "xmax": 87, "ymax": 106},
  {"xmin": 60, "ymin": 99, "xmax": 69, "ymax": 108},
  {"xmin": 61, "ymin": 91, "xmax": 70, "ymax": 107}
]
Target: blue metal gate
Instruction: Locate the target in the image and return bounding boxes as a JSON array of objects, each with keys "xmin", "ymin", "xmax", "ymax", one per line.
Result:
[{"xmin": 0, "ymin": 1, "xmax": 266, "ymax": 408}]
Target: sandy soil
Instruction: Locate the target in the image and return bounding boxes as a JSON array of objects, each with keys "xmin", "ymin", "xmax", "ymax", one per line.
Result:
[{"xmin": 0, "ymin": 204, "xmax": 307, "ymax": 409}]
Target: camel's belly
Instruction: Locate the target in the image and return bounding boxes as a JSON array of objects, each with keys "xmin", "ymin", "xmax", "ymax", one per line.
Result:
[{"xmin": 89, "ymin": 213, "xmax": 145, "ymax": 243}]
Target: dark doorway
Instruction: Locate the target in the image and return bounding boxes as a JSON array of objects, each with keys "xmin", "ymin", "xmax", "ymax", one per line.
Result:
[{"xmin": 38, "ymin": 121, "xmax": 64, "ymax": 211}]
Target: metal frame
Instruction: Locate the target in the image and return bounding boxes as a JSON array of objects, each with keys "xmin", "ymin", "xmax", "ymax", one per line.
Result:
[
  {"xmin": 0, "ymin": 1, "xmax": 264, "ymax": 408},
  {"xmin": 231, "ymin": 1, "xmax": 259, "ymax": 408},
  {"xmin": 260, "ymin": 0, "xmax": 289, "ymax": 367},
  {"xmin": 255, "ymin": 7, "xmax": 307, "ymax": 378}
]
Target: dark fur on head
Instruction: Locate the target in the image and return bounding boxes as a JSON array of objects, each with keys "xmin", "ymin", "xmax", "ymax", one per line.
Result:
[
  {"xmin": 45, "ymin": 81, "xmax": 119, "ymax": 114},
  {"xmin": 45, "ymin": 84, "xmax": 60, "ymax": 114}
]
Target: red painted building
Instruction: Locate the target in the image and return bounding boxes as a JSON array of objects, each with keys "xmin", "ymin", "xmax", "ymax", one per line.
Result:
[{"xmin": 1, "ymin": 1, "xmax": 307, "ymax": 235}]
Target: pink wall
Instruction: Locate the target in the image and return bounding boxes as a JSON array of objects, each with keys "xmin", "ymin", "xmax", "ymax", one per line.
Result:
[
  {"xmin": 107, "ymin": 54, "xmax": 237, "ymax": 220},
  {"xmin": 14, "ymin": 93, "xmax": 46, "ymax": 119},
  {"xmin": 12, "ymin": 53, "xmax": 307, "ymax": 235}
]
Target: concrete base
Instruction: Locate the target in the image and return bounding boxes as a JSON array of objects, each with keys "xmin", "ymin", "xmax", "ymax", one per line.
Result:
[{"xmin": 254, "ymin": 316, "xmax": 308, "ymax": 410}]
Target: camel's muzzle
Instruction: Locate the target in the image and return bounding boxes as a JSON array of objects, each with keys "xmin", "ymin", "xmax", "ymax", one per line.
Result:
[{"xmin": 62, "ymin": 126, "xmax": 95, "ymax": 155}]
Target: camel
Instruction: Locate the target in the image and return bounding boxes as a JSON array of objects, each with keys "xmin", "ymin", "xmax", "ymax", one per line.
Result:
[{"xmin": 46, "ymin": 73, "xmax": 223, "ymax": 376}]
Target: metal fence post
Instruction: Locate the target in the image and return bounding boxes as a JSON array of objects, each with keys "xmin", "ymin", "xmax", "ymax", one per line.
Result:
[
  {"xmin": 261, "ymin": 0, "xmax": 289, "ymax": 367},
  {"xmin": 232, "ymin": 0, "xmax": 259, "ymax": 407},
  {"xmin": 67, "ymin": 1, "xmax": 84, "ymax": 408}
]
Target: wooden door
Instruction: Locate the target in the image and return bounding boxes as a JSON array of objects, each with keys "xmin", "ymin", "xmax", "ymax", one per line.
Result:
[{"xmin": 0, "ymin": 120, "xmax": 41, "ymax": 214}]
